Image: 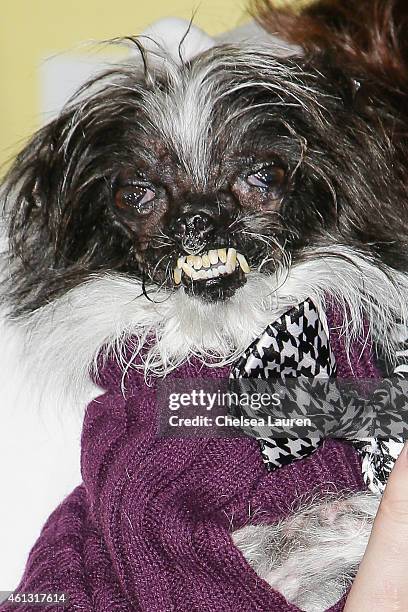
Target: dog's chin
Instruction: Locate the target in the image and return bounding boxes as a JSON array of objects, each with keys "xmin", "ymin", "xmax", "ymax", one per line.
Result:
[{"xmin": 181, "ymin": 267, "xmax": 247, "ymax": 302}]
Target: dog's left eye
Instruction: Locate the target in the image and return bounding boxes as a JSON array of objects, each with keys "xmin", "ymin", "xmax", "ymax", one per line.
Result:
[
  {"xmin": 114, "ymin": 185, "xmax": 156, "ymax": 214},
  {"xmin": 247, "ymin": 165, "xmax": 286, "ymax": 189}
]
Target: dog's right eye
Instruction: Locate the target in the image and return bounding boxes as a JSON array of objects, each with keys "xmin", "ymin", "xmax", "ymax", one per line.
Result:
[
  {"xmin": 114, "ymin": 185, "xmax": 156, "ymax": 215},
  {"xmin": 246, "ymin": 165, "xmax": 286, "ymax": 190}
]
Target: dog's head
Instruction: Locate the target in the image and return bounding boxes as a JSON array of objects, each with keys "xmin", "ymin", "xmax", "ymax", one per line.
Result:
[
  {"xmin": 3, "ymin": 1, "xmax": 408, "ymax": 340},
  {"xmin": 2, "ymin": 46, "xmax": 320, "ymax": 309}
]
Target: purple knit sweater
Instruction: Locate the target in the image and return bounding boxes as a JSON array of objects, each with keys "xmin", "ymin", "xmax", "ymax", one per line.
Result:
[{"xmin": 2, "ymin": 308, "xmax": 378, "ymax": 612}]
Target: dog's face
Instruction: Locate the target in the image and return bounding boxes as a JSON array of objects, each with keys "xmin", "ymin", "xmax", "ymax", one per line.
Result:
[
  {"xmin": 4, "ymin": 44, "xmax": 408, "ymax": 313},
  {"xmin": 110, "ymin": 114, "xmax": 290, "ymax": 302}
]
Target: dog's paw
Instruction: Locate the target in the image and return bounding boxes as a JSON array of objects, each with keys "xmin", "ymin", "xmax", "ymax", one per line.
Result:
[{"xmin": 231, "ymin": 491, "xmax": 379, "ymax": 612}]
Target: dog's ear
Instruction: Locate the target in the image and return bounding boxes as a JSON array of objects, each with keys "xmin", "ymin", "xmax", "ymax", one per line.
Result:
[
  {"xmin": 2, "ymin": 103, "xmax": 87, "ymax": 272},
  {"xmin": 3, "ymin": 118, "xmax": 62, "ymax": 264},
  {"xmin": 252, "ymin": 0, "xmax": 408, "ymax": 84},
  {"xmin": 3, "ymin": 65, "xmax": 134, "ymax": 270}
]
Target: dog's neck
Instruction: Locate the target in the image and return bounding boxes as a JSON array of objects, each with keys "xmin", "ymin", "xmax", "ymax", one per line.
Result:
[{"xmin": 3, "ymin": 245, "xmax": 408, "ymax": 414}]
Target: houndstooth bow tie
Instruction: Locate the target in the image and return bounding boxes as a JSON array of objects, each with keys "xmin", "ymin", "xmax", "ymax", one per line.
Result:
[{"xmin": 230, "ymin": 299, "xmax": 406, "ymax": 495}]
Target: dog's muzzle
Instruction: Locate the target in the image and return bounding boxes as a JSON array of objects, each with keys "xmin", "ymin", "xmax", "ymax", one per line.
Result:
[{"xmin": 169, "ymin": 202, "xmax": 250, "ymax": 300}]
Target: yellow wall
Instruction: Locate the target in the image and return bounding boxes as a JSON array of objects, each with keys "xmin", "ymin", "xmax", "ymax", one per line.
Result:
[
  {"xmin": 0, "ymin": 0, "xmax": 252, "ymax": 169},
  {"xmin": 1, "ymin": 1, "xmax": 309, "ymax": 170}
]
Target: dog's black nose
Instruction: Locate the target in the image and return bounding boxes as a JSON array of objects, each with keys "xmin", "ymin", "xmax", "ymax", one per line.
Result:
[{"xmin": 172, "ymin": 211, "xmax": 215, "ymax": 253}]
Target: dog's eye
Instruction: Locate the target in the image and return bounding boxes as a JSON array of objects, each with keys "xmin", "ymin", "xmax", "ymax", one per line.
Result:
[
  {"xmin": 114, "ymin": 185, "xmax": 156, "ymax": 214},
  {"xmin": 247, "ymin": 165, "xmax": 286, "ymax": 189}
]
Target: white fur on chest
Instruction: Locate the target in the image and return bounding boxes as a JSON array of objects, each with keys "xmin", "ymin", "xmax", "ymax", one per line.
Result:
[{"xmin": 0, "ymin": 317, "xmax": 89, "ymax": 589}]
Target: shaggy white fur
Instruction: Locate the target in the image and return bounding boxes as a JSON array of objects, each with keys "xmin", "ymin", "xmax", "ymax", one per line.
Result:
[
  {"xmin": 5, "ymin": 244, "xmax": 408, "ymax": 412},
  {"xmin": 232, "ymin": 492, "xmax": 380, "ymax": 611}
]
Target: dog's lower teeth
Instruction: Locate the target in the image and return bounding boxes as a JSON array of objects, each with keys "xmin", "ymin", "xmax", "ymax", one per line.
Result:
[
  {"xmin": 174, "ymin": 248, "xmax": 250, "ymax": 285},
  {"xmin": 192, "ymin": 269, "xmax": 206, "ymax": 280}
]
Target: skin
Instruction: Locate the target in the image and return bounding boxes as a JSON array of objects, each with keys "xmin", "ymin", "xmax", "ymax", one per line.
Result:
[{"xmin": 345, "ymin": 442, "xmax": 408, "ymax": 611}]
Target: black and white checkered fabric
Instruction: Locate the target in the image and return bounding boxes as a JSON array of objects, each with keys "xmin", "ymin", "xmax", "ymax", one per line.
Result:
[
  {"xmin": 230, "ymin": 299, "xmax": 405, "ymax": 494},
  {"xmin": 354, "ymin": 439, "xmax": 402, "ymax": 493},
  {"xmin": 231, "ymin": 299, "xmax": 336, "ymax": 380},
  {"xmin": 231, "ymin": 299, "xmax": 335, "ymax": 467}
]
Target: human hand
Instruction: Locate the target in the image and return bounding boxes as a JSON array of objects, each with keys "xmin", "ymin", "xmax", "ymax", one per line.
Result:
[{"xmin": 345, "ymin": 442, "xmax": 408, "ymax": 611}]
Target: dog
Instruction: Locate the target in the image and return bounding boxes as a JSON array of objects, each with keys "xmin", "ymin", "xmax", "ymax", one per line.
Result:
[{"xmin": 2, "ymin": 0, "xmax": 408, "ymax": 609}]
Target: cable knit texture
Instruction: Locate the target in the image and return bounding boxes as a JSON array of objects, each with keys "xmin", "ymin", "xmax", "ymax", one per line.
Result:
[{"xmin": 2, "ymin": 305, "xmax": 379, "ymax": 612}]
